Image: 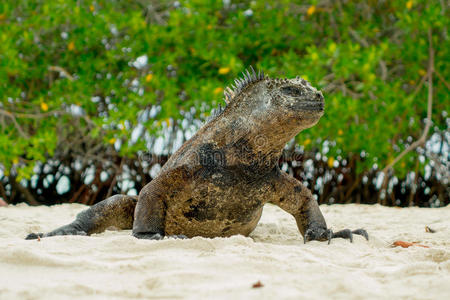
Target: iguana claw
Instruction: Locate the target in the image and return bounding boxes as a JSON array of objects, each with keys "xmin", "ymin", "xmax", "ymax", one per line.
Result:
[
  {"xmin": 132, "ymin": 232, "xmax": 164, "ymax": 240},
  {"xmin": 304, "ymin": 227, "xmax": 368, "ymax": 244},
  {"xmin": 26, "ymin": 226, "xmax": 87, "ymax": 240},
  {"xmin": 166, "ymin": 235, "xmax": 188, "ymax": 239},
  {"xmin": 304, "ymin": 227, "xmax": 333, "ymax": 243},
  {"xmin": 132, "ymin": 233, "xmax": 188, "ymax": 240},
  {"xmin": 25, "ymin": 233, "xmax": 44, "ymax": 240},
  {"xmin": 330, "ymin": 228, "xmax": 369, "ymax": 243}
]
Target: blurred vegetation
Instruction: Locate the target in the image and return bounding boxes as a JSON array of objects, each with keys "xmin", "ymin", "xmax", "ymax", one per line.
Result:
[{"xmin": 0, "ymin": 0, "xmax": 448, "ymax": 206}]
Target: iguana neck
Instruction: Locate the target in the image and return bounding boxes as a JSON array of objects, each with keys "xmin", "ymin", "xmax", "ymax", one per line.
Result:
[{"xmin": 199, "ymin": 110, "xmax": 299, "ymax": 167}]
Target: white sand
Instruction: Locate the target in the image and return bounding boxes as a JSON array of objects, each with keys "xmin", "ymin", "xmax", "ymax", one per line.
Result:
[{"xmin": 0, "ymin": 203, "xmax": 449, "ymax": 300}]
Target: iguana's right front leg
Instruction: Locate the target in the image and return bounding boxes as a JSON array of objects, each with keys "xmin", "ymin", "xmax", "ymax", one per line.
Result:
[
  {"xmin": 132, "ymin": 174, "xmax": 167, "ymax": 240},
  {"xmin": 269, "ymin": 172, "xmax": 368, "ymax": 244},
  {"xmin": 132, "ymin": 168, "xmax": 188, "ymax": 240}
]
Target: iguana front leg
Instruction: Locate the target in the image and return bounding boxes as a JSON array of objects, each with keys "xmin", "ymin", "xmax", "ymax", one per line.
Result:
[
  {"xmin": 132, "ymin": 168, "xmax": 188, "ymax": 240},
  {"xmin": 269, "ymin": 172, "xmax": 368, "ymax": 244}
]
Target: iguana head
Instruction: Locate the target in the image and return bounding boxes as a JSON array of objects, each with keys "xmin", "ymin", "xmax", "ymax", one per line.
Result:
[
  {"xmin": 195, "ymin": 67, "xmax": 325, "ymax": 166},
  {"xmin": 264, "ymin": 76, "xmax": 324, "ymax": 127},
  {"xmin": 222, "ymin": 67, "xmax": 324, "ymax": 136}
]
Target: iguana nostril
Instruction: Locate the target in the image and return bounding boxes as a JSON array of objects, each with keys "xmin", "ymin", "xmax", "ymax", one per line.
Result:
[{"xmin": 316, "ymin": 92, "xmax": 324, "ymax": 101}]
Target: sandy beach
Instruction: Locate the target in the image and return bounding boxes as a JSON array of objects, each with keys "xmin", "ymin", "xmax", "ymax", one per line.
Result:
[{"xmin": 0, "ymin": 203, "xmax": 448, "ymax": 299}]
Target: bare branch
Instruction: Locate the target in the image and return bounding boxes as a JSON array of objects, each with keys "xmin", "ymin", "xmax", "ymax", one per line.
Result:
[
  {"xmin": 379, "ymin": 60, "xmax": 388, "ymax": 81},
  {"xmin": 48, "ymin": 66, "xmax": 74, "ymax": 81},
  {"xmin": 434, "ymin": 70, "xmax": 450, "ymax": 90},
  {"xmin": 0, "ymin": 181, "xmax": 8, "ymax": 204},
  {"xmin": 411, "ymin": 72, "xmax": 428, "ymax": 99},
  {"xmin": 10, "ymin": 176, "xmax": 40, "ymax": 206},
  {"xmin": 0, "ymin": 109, "xmax": 29, "ymax": 138},
  {"xmin": 349, "ymin": 29, "xmax": 369, "ymax": 48}
]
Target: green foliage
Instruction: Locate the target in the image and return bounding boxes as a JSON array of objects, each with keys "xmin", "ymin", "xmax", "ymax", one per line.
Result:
[{"xmin": 0, "ymin": 0, "xmax": 448, "ymax": 180}]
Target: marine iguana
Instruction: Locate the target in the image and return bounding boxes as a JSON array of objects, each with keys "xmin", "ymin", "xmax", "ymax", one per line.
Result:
[{"xmin": 26, "ymin": 67, "xmax": 368, "ymax": 244}]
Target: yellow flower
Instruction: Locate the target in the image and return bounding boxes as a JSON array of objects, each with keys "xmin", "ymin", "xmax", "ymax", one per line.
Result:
[
  {"xmin": 68, "ymin": 41, "xmax": 75, "ymax": 51},
  {"xmin": 12, "ymin": 158, "xmax": 19, "ymax": 165},
  {"xmin": 206, "ymin": 24, "xmax": 213, "ymax": 30},
  {"xmin": 328, "ymin": 43, "xmax": 336, "ymax": 53},
  {"xmin": 120, "ymin": 121, "xmax": 126, "ymax": 132},
  {"xmin": 406, "ymin": 1, "xmax": 413, "ymax": 10},
  {"xmin": 40, "ymin": 102, "xmax": 49, "ymax": 111},
  {"xmin": 311, "ymin": 52, "xmax": 319, "ymax": 61},
  {"xmin": 108, "ymin": 138, "xmax": 116, "ymax": 145},
  {"xmin": 338, "ymin": 129, "xmax": 343, "ymax": 135},
  {"xmin": 362, "ymin": 63, "xmax": 370, "ymax": 72},
  {"xmin": 214, "ymin": 87, "xmax": 224, "ymax": 95},
  {"xmin": 304, "ymin": 138, "xmax": 311, "ymax": 146},
  {"xmin": 218, "ymin": 67, "xmax": 230, "ymax": 75},
  {"xmin": 165, "ymin": 118, "xmax": 171, "ymax": 126},
  {"xmin": 307, "ymin": 5, "xmax": 316, "ymax": 16},
  {"xmin": 418, "ymin": 69, "xmax": 427, "ymax": 77},
  {"xmin": 145, "ymin": 74, "xmax": 153, "ymax": 82},
  {"xmin": 89, "ymin": 4, "xmax": 95, "ymax": 12},
  {"xmin": 328, "ymin": 157, "xmax": 335, "ymax": 168}
]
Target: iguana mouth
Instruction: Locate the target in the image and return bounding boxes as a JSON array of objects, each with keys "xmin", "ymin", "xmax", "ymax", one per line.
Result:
[{"xmin": 297, "ymin": 101, "xmax": 324, "ymax": 111}]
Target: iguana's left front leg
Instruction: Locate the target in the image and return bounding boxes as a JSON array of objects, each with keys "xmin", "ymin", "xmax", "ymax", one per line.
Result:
[{"xmin": 269, "ymin": 172, "xmax": 368, "ymax": 244}]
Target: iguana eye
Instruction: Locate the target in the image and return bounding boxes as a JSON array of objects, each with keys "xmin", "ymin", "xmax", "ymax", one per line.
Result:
[{"xmin": 281, "ymin": 86, "xmax": 304, "ymax": 97}]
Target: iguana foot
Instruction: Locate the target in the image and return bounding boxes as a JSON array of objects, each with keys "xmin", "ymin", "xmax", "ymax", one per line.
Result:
[
  {"xmin": 132, "ymin": 232, "xmax": 188, "ymax": 240},
  {"xmin": 25, "ymin": 226, "xmax": 87, "ymax": 240},
  {"xmin": 304, "ymin": 227, "xmax": 333, "ymax": 244},
  {"xmin": 25, "ymin": 233, "xmax": 44, "ymax": 240},
  {"xmin": 133, "ymin": 232, "xmax": 164, "ymax": 240},
  {"xmin": 166, "ymin": 234, "xmax": 188, "ymax": 239},
  {"xmin": 304, "ymin": 228, "xmax": 368, "ymax": 244},
  {"xmin": 330, "ymin": 228, "xmax": 368, "ymax": 244}
]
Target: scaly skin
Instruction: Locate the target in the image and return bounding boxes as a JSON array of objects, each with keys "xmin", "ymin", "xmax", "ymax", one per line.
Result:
[{"xmin": 26, "ymin": 67, "xmax": 368, "ymax": 244}]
